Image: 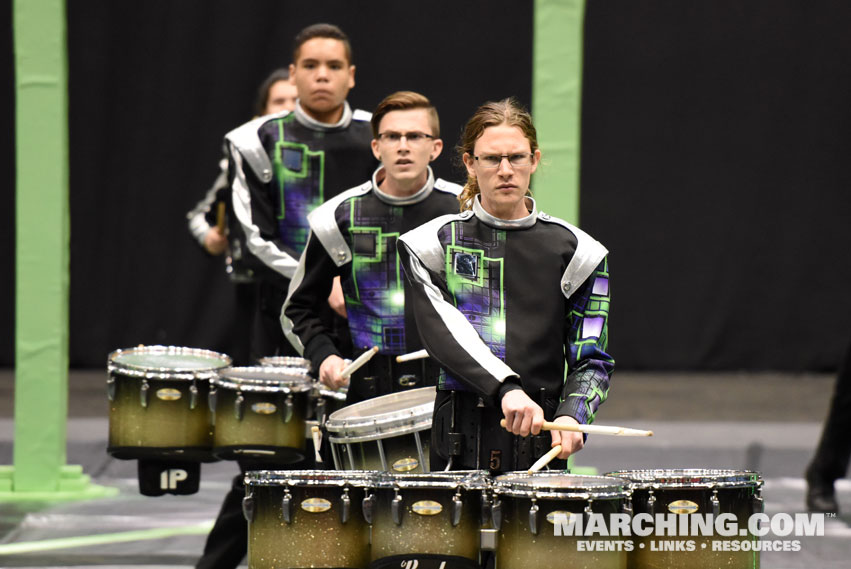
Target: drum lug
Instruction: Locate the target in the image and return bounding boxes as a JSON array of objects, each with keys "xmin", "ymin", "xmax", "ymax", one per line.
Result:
[
  {"xmin": 392, "ymin": 489, "xmax": 404, "ymax": 526},
  {"xmin": 281, "ymin": 488, "xmax": 293, "ymax": 524},
  {"xmin": 140, "ymin": 380, "xmax": 150, "ymax": 408},
  {"xmin": 340, "ymin": 488, "xmax": 351, "ymax": 524},
  {"xmin": 529, "ymin": 498, "xmax": 540, "ymax": 536},
  {"xmin": 480, "ymin": 528, "xmax": 498, "ymax": 551},
  {"xmin": 362, "ymin": 492, "xmax": 375, "ymax": 524},
  {"xmin": 283, "ymin": 394, "xmax": 294, "ymax": 423},
  {"xmin": 451, "ymin": 490, "xmax": 463, "ymax": 527},
  {"xmin": 189, "ymin": 382, "xmax": 199, "ymax": 410},
  {"xmin": 584, "ymin": 499, "xmax": 594, "ymax": 527},
  {"xmin": 481, "ymin": 491, "xmax": 492, "ymax": 526},
  {"xmin": 491, "ymin": 498, "xmax": 502, "ymax": 531},
  {"xmin": 623, "ymin": 495, "xmax": 633, "ymax": 516},
  {"xmin": 208, "ymin": 388, "xmax": 217, "ymax": 426},
  {"xmin": 315, "ymin": 398, "xmax": 327, "ymax": 425},
  {"xmin": 106, "ymin": 377, "xmax": 116, "ymax": 402},
  {"xmin": 753, "ymin": 483, "xmax": 765, "ymax": 514},
  {"xmin": 242, "ymin": 494, "xmax": 255, "ymax": 523},
  {"xmin": 234, "ymin": 393, "xmax": 244, "ymax": 421},
  {"xmin": 647, "ymin": 490, "xmax": 656, "ymax": 517},
  {"xmin": 711, "ymin": 489, "xmax": 720, "ymax": 517}
]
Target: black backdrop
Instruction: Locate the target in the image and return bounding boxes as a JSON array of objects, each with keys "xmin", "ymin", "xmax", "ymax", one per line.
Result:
[{"xmin": 2, "ymin": 0, "xmax": 850, "ymax": 371}]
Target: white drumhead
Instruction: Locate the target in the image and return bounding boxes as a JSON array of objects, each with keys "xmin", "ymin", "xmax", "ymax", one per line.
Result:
[
  {"xmin": 212, "ymin": 366, "xmax": 312, "ymax": 393},
  {"xmin": 108, "ymin": 345, "xmax": 231, "ymax": 380},
  {"xmin": 325, "ymin": 386, "xmax": 435, "ymax": 443}
]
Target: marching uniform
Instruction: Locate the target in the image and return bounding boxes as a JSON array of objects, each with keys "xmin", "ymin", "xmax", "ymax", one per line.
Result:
[
  {"xmin": 225, "ymin": 100, "xmax": 375, "ymax": 358},
  {"xmin": 283, "ymin": 166, "xmax": 462, "ymax": 403},
  {"xmin": 398, "ymin": 195, "xmax": 615, "ymax": 472}
]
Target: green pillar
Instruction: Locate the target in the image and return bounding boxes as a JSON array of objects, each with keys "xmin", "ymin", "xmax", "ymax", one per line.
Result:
[
  {"xmin": 533, "ymin": 0, "xmax": 586, "ymax": 225},
  {"xmin": 1, "ymin": 0, "xmax": 114, "ymax": 501}
]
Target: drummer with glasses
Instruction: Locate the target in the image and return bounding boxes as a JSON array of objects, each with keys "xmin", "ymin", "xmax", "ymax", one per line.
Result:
[
  {"xmin": 282, "ymin": 91, "xmax": 462, "ymax": 404},
  {"xmin": 398, "ymin": 98, "xmax": 614, "ymax": 472}
]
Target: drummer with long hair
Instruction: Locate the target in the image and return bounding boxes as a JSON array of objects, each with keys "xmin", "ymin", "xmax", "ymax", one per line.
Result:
[{"xmin": 398, "ymin": 98, "xmax": 614, "ymax": 472}]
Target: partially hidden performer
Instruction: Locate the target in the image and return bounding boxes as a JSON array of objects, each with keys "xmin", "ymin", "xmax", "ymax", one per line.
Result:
[
  {"xmin": 398, "ymin": 98, "xmax": 615, "ymax": 472},
  {"xmin": 283, "ymin": 91, "xmax": 462, "ymax": 404}
]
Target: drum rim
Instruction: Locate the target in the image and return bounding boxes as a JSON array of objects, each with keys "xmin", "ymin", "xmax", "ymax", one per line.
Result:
[
  {"xmin": 325, "ymin": 386, "xmax": 435, "ymax": 440},
  {"xmin": 257, "ymin": 356, "xmax": 313, "ymax": 372},
  {"xmin": 494, "ymin": 472, "xmax": 629, "ymax": 500},
  {"xmin": 603, "ymin": 468, "xmax": 763, "ymax": 489},
  {"xmin": 212, "ymin": 366, "xmax": 312, "ymax": 392},
  {"xmin": 107, "ymin": 345, "xmax": 231, "ymax": 380},
  {"xmin": 244, "ymin": 469, "xmax": 378, "ymax": 487},
  {"xmin": 374, "ymin": 470, "xmax": 490, "ymax": 490}
]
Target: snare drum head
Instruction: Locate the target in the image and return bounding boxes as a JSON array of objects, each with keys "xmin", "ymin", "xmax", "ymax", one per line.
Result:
[
  {"xmin": 495, "ymin": 472, "xmax": 628, "ymax": 499},
  {"xmin": 213, "ymin": 366, "xmax": 312, "ymax": 392},
  {"xmin": 375, "ymin": 470, "xmax": 489, "ymax": 490},
  {"xmin": 604, "ymin": 468, "xmax": 762, "ymax": 489},
  {"xmin": 108, "ymin": 346, "xmax": 231, "ymax": 379},
  {"xmin": 244, "ymin": 469, "xmax": 376, "ymax": 488},
  {"xmin": 325, "ymin": 386, "xmax": 435, "ymax": 442}
]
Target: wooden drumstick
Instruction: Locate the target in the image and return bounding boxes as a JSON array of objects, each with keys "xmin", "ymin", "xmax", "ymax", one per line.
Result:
[
  {"xmin": 311, "ymin": 425, "xmax": 323, "ymax": 464},
  {"xmin": 339, "ymin": 346, "xmax": 379, "ymax": 379},
  {"xmin": 395, "ymin": 349, "xmax": 429, "ymax": 363},
  {"xmin": 528, "ymin": 445, "xmax": 562, "ymax": 473},
  {"xmin": 500, "ymin": 419, "xmax": 653, "ymax": 437},
  {"xmin": 216, "ymin": 202, "xmax": 226, "ymax": 232}
]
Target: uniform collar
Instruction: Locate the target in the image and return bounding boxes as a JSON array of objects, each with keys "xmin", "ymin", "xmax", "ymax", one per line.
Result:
[
  {"xmin": 371, "ymin": 166, "xmax": 435, "ymax": 205},
  {"xmin": 472, "ymin": 194, "xmax": 538, "ymax": 229},
  {"xmin": 293, "ymin": 100, "xmax": 353, "ymax": 131}
]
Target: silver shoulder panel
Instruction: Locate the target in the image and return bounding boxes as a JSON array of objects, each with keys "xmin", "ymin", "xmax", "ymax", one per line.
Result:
[
  {"xmin": 225, "ymin": 114, "xmax": 285, "ymax": 184},
  {"xmin": 399, "ymin": 213, "xmax": 466, "ymax": 275},
  {"xmin": 537, "ymin": 212, "xmax": 608, "ymax": 299},
  {"xmin": 352, "ymin": 109, "xmax": 373, "ymax": 122},
  {"xmin": 433, "ymin": 178, "xmax": 463, "ymax": 196},
  {"xmin": 306, "ymin": 182, "xmax": 372, "ymax": 267}
]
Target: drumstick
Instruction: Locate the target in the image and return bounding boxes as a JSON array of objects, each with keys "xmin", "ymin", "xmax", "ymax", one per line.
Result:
[
  {"xmin": 500, "ymin": 419, "xmax": 653, "ymax": 437},
  {"xmin": 395, "ymin": 349, "xmax": 429, "ymax": 363},
  {"xmin": 339, "ymin": 346, "xmax": 379, "ymax": 379},
  {"xmin": 216, "ymin": 202, "xmax": 226, "ymax": 232},
  {"xmin": 311, "ymin": 425, "xmax": 323, "ymax": 464},
  {"xmin": 528, "ymin": 445, "xmax": 562, "ymax": 473}
]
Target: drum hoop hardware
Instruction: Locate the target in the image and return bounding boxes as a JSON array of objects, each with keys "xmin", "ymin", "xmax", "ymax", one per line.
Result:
[
  {"xmin": 106, "ymin": 377, "xmax": 116, "ymax": 402},
  {"xmin": 189, "ymin": 381, "xmax": 199, "ymax": 410},
  {"xmin": 451, "ymin": 490, "xmax": 463, "ymax": 527},
  {"xmin": 234, "ymin": 393, "xmax": 244, "ymax": 421},
  {"xmin": 340, "ymin": 487, "xmax": 351, "ymax": 524},
  {"xmin": 711, "ymin": 488, "xmax": 721, "ymax": 516},
  {"xmin": 139, "ymin": 380, "xmax": 149, "ymax": 408},
  {"xmin": 282, "ymin": 488, "xmax": 293, "ymax": 524},
  {"xmin": 391, "ymin": 488, "xmax": 404, "ymax": 526},
  {"xmin": 362, "ymin": 491, "xmax": 375, "ymax": 524}
]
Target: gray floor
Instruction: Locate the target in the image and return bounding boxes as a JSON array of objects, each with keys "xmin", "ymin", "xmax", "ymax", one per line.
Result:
[{"xmin": 1, "ymin": 369, "xmax": 849, "ymax": 567}]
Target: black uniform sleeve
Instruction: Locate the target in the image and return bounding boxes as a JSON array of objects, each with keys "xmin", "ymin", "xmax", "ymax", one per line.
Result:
[
  {"xmin": 282, "ymin": 231, "xmax": 342, "ymax": 371},
  {"xmin": 556, "ymin": 258, "xmax": 615, "ymax": 424},
  {"xmin": 398, "ymin": 239, "xmax": 520, "ymax": 406}
]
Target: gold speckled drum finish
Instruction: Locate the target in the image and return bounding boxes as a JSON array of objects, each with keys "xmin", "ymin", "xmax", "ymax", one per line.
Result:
[
  {"xmin": 211, "ymin": 367, "xmax": 311, "ymax": 463},
  {"xmin": 605, "ymin": 469, "xmax": 763, "ymax": 569},
  {"xmin": 326, "ymin": 387, "xmax": 434, "ymax": 473},
  {"xmin": 244, "ymin": 470, "xmax": 373, "ymax": 569},
  {"xmin": 493, "ymin": 473, "xmax": 630, "ymax": 569},
  {"xmin": 370, "ymin": 471, "xmax": 488, "ymax": 563},
  {"xmin": 107, "ymin": 346, "xmax": 230, "ymax": 460}
]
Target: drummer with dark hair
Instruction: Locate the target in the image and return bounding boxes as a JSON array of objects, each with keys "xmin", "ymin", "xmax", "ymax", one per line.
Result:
[
  {"xmin": 398, "ymin": 98, "xmax": 614, "ymax": 472},
  {"xmin": 282, "ymin": 90, "xmax": 461, "ymax": 403}
]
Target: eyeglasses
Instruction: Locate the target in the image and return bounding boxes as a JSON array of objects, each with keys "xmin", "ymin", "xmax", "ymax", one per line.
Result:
[
  {"xmin": 377, "ymin": 131, "xmax": 435, "ymax": 144},
  {"xmin": 474, "ymin": 153, "xmax": 535, "ymax": 169}
]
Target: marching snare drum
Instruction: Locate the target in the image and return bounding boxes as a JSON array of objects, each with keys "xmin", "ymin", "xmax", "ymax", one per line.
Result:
[
  {"xmin": 492, "ymin": 472, "xmax": 631, "ymax": 569},
  {"xmin": 369, "ymin": 471, "xmax": 489, "ymax": 569},
  {"xmin": 325, "ymin": 387, "xmax": 435, "ymax": 473},
  {"xmin": 107, "ymin": 345, "xmax": 230, "ymax": 461},
  {"xmin": 244, "ymin": 470, "xmax": 374, "ymax": 569},
  {"xmin": 210, "ymin": 367, "xmax": 311, "ymax": 463},
  {"xmin": 605, "ymin": 469, "xmax": 763, "ymax": 569},
  {"xmin": 257, "ymin": 356, "xmax": 312, "ymax": 375}
]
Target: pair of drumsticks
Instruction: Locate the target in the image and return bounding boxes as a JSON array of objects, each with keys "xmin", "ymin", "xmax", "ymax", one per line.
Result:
[{"xmin": 346, "ymin": 348, "xmax": 655, "ymax": 473}]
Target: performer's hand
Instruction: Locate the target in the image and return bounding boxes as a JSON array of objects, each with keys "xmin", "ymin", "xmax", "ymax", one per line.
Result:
[
  {"xmin": 203, "ymin": 227, "xmax": 228, "ymax": 255},
  {"xmin": 551, "ymin": 415, "xmax": 584, "ymax": 459},
  {"xmin": 328, "ymin": 276, "xmax": 347, "ymax": 318},
  {"xmin": 319, "ymin": 354, "xmax": 349, "ymax": 390},
  {"xmin": 501, "ymin": 389, "xmax": 545, "ymax": 437}
]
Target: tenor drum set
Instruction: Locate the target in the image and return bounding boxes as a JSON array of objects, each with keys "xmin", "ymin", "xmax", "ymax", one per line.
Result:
[{"xmin": 106, "ymin": 346, "xmax": 765, "ymax": 569}]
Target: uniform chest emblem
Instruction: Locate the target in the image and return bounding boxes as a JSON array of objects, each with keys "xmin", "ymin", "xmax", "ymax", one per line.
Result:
[{"xmin": 453, "ymin": 252, "xmax": 479, "ymax": 279}]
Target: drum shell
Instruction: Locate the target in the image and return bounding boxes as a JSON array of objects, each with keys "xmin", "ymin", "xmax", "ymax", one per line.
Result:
[
  {"xmin": 611, "ymin": 473, "xmax": 762, "ymax": 569},
  {"xmin": 107, "ymin": 372, "xmax": 213, "ymax": 460},
  {"xmin": 332, "ymin": 431, "xmax": 430, "ymax": 473},
  {"xmin": 212, "ymin": 386, "xmax": 308, "ymax": 463},
  {"xmin": 370, "ymin": 481, "xmax": 483, "ymax": 562},
  {"xmin": 246, "ymin": 475, "xmax": 370, "ymax": 569}
]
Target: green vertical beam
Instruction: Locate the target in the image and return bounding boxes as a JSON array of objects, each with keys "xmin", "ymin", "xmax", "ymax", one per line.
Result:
[
  {"xmin": 10, "ymin": 0, "xmax": 71, "ymax": 493},
  {"xmin": 533, "ymin": 0, "xmax": 586, "ymax": 225}
]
